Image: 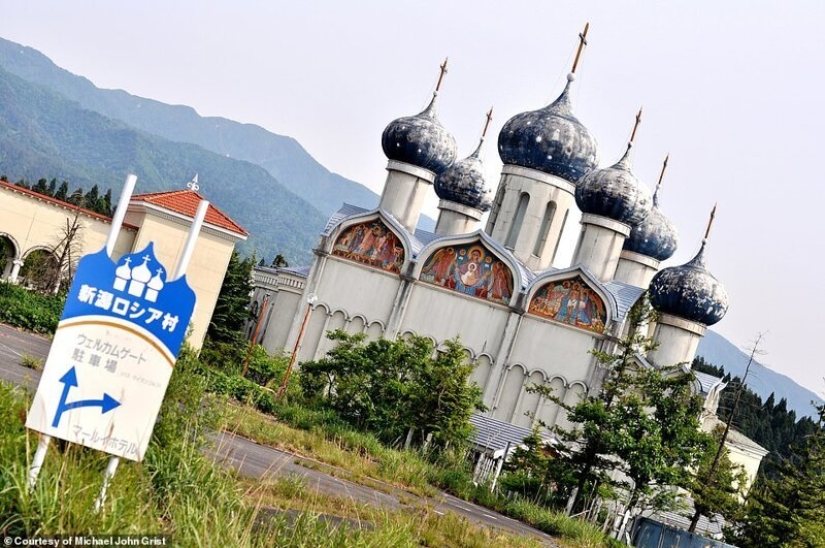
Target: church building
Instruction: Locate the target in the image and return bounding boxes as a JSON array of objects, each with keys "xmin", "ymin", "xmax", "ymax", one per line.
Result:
[{"xmin": 249, "ymin": 31, "xmax": 732, "ymax": 438}]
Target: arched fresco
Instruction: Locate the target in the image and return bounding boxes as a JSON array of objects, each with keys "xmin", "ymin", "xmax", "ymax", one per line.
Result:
[
  {"xmin": 332, "ymin": 219, "xmax": 405, "ymax": 273},
  {"xmin": 528, "ymin": 275, "xmax": 607, "ymax": 333},
  {"xmin": 419, "ymin": 243, "xmax": 513, "ymax": 305}
]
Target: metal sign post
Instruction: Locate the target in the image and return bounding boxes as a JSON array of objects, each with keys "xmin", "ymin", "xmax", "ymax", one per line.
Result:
[
  {"xmin": 28, "ymin": 174, "xmax": 137, "ymax": 490},
  {"xmin": 93, "ymin": 199, "xmax": 208, "ymax": 511},
  {"xmin": 25, "ymin": 175, "xmax": 205, "ymax": 518}
]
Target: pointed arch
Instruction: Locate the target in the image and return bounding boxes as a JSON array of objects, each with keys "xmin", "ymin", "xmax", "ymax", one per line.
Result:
[
  {"xmin": 414, "ymin": 231, "xmax": 525, "ymax": 307},
  {"xmin": 525, "ymin": 267, "xmax": 619, "ymax": 334},
  {"xmin": 326, "ymin": 210, "xmax": 412, "ymax": 274}
]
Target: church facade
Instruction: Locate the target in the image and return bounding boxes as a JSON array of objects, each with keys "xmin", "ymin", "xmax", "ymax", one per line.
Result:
[{"xmin": 249, "ymin": 46, "xmax": 731, "ymax": 434}]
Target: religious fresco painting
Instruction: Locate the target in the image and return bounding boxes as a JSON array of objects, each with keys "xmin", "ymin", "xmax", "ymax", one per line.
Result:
[
  {"xmin": 420, "ymin": 243, "xmax": 513, "ymax": 305},
  {"xmin": 528, "ymin": 276, "xmax": 607, "ymax": 333},
  {"xmin": 332, "ymin": 220, "xmax": 405, "ymax": 273}
]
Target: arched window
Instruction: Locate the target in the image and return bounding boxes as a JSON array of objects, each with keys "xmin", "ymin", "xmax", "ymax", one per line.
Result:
[
  {"xmin": 487, "ymin": 187, "xmax": 505, "ymax": 230},
  {"xmin": 551, "ymin": 209, "xmax": 570, "ymax": 263},
  {"xmin": 532, "ymin": 201, "xmax": 557, "ymax": 256},
  {"xmin": 505, "ymin": 193, "xmax": 529, "ymax": 249}
]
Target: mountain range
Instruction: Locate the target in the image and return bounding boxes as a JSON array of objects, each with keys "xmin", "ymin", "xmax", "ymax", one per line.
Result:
[
  {"xmin": 696, "ymin": 331, "xmax": 822, "ymax": 419},
  {"xmin": 0, "ymin": 35, "xmax": 819, "ymax": 419}
]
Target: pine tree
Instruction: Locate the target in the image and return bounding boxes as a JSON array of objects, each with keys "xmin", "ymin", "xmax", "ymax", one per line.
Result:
[
  {"xmin": 270, "ymin": 254, "xmax": 289, "ymax": 268},
  {"xmin": 206, "ymin": 250, "xmax": 254, "ymax": 345},
  {"xmin": 734, "ymin": 403, "xmax": 825, "ymax": 547},
  {"xmin": 54, "ymin": 181, "xmax": 69, "ymax": 201}
]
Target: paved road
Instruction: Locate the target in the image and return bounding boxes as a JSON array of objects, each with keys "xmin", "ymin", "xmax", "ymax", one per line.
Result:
[
  {"xmin": 0, "ymin": 322, "xmax": 559, "ymax": 546},
  {"xmin": 0, "ymin": 323, "xmax": 49, "ymax": 389}
]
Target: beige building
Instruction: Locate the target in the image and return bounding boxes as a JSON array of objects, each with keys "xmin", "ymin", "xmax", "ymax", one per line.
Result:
[{"xmin": 0, "ymin": 180, "xmax": 247, "ymax": 347}]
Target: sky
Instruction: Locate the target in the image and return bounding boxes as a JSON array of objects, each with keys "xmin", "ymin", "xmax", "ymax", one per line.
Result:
[{"xmin": 3, "ymin": 1, "xmax": 824, "ymax": 395}]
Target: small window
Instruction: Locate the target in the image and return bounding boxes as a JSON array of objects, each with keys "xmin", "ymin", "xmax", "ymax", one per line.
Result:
[
  {"xmin": 532, "ymin": 202, "xmax": 557, "ymax": 256},
  {"xmin": 506, "ymin": 193, "xmax": 530, "ymax": 249}
]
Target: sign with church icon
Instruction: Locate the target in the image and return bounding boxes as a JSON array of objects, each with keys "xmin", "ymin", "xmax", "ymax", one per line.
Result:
[
  {"xmin": 26, "ymin": 244, "xmax": 196, "ymax": 461},
  {"xmin": 527, "ymin": 276, "xmax": 607, "ymax": 334}
]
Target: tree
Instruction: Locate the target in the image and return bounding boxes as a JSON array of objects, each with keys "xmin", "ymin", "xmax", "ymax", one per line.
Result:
[
  {"xmin": 687, "ymin": 428, "xmax": 748, "ymax": 532},
  {"xmin": 206, "ymin": 250, "xmax": 254, "ymax": 345},
  {"xmin": 299, "ymin": 331, "xmax": 484, "ymax": 451},
  {"xmin": 530, "ymin": 300, "xmax": 716, "ymax": 527},
  {"xmin": 50, "ymin": 208, "xmax": 85, "ymax": 292},
  {"xmin": 33, "ymin": 178, "xmax": 50, "ymax": 196},
  {"xmin": 733, "ymin": 403, "xmax": 825, "ymax": 548},
  {"xmin": 270, "ymin": 254, "xmax": 289, "ymax": 268},
  {"xmin": 688, "ymin": 334, "xmax": 764, "ymax": 532},
  {"xmin": 102, "ymin": 188, "xmax": 113, "ymax": 216},
  {"xmin": 54, "ymin": 181, "xmax": 69, "ymax": 201}
]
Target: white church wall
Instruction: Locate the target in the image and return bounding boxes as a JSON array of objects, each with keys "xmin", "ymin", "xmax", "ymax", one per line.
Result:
[
  {"xmin": 260, "ymin": 288, "xmax": 302, "ymax": 350},
  {"xmin": 537, "ymin": 376, "xmax": 566, "ymax": 427},
  {"xmin": 398, "ymin": 283, "xmax": 511, "ymax": 357},
  {"xmin": 508, "ymin": 316, "xmax": 598, "ymax": 383},
  {"xmin": 469, "ymin": 354, "xmax": 494, "ymax": 393},
  {"xmin": 312, "ymin": 258, "xmax": 400, "ymax": 323},
  {"xmin": 512, "ymin": 370, "xmax": 546, "ymax": 428},
  {"xmin": 494, "ymin": 364, "xmax": 528, "ymax": 423}
]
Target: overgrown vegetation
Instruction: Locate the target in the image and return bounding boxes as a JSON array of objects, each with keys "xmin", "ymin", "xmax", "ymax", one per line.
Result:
[
  {"xmin": 0, "ymin": 281, "xmax": 63, "ymax": 333},
  {"xmin": 299, "ymin": 331, "xmax": 485, "ymax": 451},
  {"xmin": 519, "ymin": 302, "xmax": 724, "ymax": 540}
]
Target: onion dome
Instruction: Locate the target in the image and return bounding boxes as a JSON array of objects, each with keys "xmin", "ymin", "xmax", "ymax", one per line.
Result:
[
  {"xmin": 434, "ymin": 139, "xmax": 492, "ymax": 211},
  {"xmin": 381, "ymin": 91, "xmax": 458, "ymax": 175},
  {"xmin": 498, "ymin": 73, "xmax": 599, "ymax": 183},
  {"xmin": 576, "ymin": 109, "xmax": 652, "ymax": 226},
  {"xmin": 623, "ymin": 157, "xmax": 678, "ymax": 260},
  {"xmin": 649, "ymin": 210, "xmax": 728, "ymax": 325}
]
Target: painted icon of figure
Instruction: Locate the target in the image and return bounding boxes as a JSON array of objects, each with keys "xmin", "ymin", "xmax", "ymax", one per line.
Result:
[
  {"xmin": 548, "ymin": 281, "xmax": 570, "ymax": 317},
  {"xmin": 461, "ymin": 262, "xmax": 480, "ymax": 286},
  {"xmin": 488, "ymin": 261, "xmax": 512, "ymax": 303},
  {"xmin": 572, "ymin": 288, "xmax": 592, "ymax": 326},
  {"xmin": 425, "ymin": 247, "xmax": 458, "ymax": 285},
  {"xmin": 348, "ymin": 224, "xmax": 366, "ymax": 254},
  {"xmin": 455, "ymin": 247, "xmax": 485, "ymax": 294},
  {"xmin": 355, "ymin": 225, "xmax": 380, "ymax": 256}
]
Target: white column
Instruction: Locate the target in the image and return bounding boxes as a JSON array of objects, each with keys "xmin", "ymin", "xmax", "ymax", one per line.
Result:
[{"xmin": 10, "ymin": 259, "xmax": 24, "ymax": 284}]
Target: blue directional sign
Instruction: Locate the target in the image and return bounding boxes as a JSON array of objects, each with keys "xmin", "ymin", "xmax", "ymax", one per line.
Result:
[
  {"xmin": 62, "ymin": 244, "xmax": 196, "ymax": 358},
  {"xmin": 27, "ymin": 244, "xmax": 197, "ymax": 461},
  {"xmin": 52, "ymin": 366, "xmax": 121, "ymax": 428}
]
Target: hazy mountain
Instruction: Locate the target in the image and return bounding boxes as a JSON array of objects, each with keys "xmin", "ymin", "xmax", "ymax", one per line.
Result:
[
  {"xmin": 697, "ymin": 330, "xmax": 823, "ymax": 419},
  {"xmin": 0, "ymin": 36, "xmax": 384, "ymax": 221},
  {"xmin": 0, "ymin": 64, "xmax": 325, "ymax": 264}
]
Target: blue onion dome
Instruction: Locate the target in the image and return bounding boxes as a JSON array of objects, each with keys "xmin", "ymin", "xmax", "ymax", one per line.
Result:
[
  {"xmin": 648, "ymin": 239, "xmax": 729, "ymax": 326},
  {"xmin": 381, "ymin": 91, "xmax": 458, "ymax": 175},
  {"xmin": 434, "ymin": 137, "xmax": 492, "ymax": 211},
  {"xmin": 575, "ymin": 141, "xmax": 652, "ymax": 227},
  {"xmin": 498, "ymin": 73, "xmax": 599, "ymax": 183},
  {"xmin": 623, "ymin": 182, "xmax": 678, "ymax": 260}
]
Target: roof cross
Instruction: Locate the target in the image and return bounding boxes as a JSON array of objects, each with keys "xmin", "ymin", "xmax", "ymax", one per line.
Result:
[
  {"xmin": 630, "ymin": 107, "xmax": 643, "ymax": 144},
  {"xmin": 704, "ymin": 203, "xmax": 717, "ymax": 241},
  {"xmin": 482, "ymin": 107, "xmax": 494, "ymax": 139},
  {"xmin": 654, "ymin": 154, "xmax": 669, "ymax": 198},
  {"xmin": 435, "ymin": 57, "xmax": 449, "ymax": 93},
  {"xmin": 571, "ymin": 22, "xmax": 590, "ymax": 74}
]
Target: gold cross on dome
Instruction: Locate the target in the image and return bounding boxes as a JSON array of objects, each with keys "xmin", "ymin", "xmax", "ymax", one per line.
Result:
[
  {"xmin": 436, "ymin": 57, "xmax": 449, "ymax": 92},
  {"xmin": 571, "ymin": 22, "xmax": 590, "ymax": 74}
]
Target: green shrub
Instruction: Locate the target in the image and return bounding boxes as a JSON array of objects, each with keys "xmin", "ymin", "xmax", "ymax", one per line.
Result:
[{"xmin": 0, "ymin": 282, "xmax": 63, "ymax": 333}]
